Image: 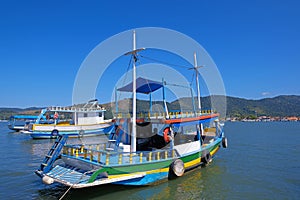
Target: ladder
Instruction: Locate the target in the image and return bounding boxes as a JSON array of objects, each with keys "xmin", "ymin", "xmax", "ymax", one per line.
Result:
[
  {"xmin": 36, "ymin": 134, "xmax": 68, "ymax": 176},
  {"xmin": 35, "ymin": 108, "xmax": 47, "ymax": 124},
  {"xmin": 106, "ymin": 125, "xmax": 125, "ymax": 151}
]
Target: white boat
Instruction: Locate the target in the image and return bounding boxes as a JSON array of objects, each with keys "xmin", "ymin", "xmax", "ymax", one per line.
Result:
[
  {"xmin": 29, "ymin": 99, "xmax": 113, "ymax": 139},
  {"xmin": 8, "ymin": 115, "xmax": 41, "ymax": 131}
]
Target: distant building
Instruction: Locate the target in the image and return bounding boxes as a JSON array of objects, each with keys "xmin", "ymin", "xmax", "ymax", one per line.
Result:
[{"xmin": 286, "ymin": 116, "xmax": 298, "ymax": 121}]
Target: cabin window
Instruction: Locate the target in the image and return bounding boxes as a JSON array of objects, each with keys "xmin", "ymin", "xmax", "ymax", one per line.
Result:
[
  {"xmin": 84, "ymin": 113, "xmax": 88, "ymax": 117},
  {"xmin": 99, "ymin": 112, "xmax": 103, "ymax": 117},
  {"xmin": 173, "ymin": 125, "xmax": 198, "ymax": 145}
]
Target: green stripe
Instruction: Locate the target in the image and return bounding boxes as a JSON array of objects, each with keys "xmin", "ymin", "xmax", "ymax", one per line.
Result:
[
  {"xmin": 89, "ymin": 141, "xmax": 221, "ymax": 183},
  {"xmin": 89, "ymin": 159, "xmax": 173, "ymax": 182},
  {"xmin": 179, "ymin": 141, "xmax": 221, "ymax": 167},
  {"xmin": 108, "ymin": 159, "xmax": 173, "ymax": 174}
]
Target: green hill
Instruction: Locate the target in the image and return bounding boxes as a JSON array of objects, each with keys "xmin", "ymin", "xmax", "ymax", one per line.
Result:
[
  {"xmin": 103, "ymin": 95, "xmax": 300, "ymax": 119},
  {"xmin": 0, "ymin": 107, "xmax": 42, "ymax": 120},
  {"xmin": 226, "ymin": 95, "xmax": 300, "ymax": 118},
  {"xmin": 1, "ymin": 95, "xmax": 299, "ymax": 120}
]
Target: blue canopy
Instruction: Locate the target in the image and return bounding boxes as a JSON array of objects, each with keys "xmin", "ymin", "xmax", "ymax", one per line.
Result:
[
  {"xmin": 10, "ymin": 115, "xmax": 39, "ymax": 120},
  {"xmin": 117, "ymin": 77, "xmax": 163, "ymax": 94}
]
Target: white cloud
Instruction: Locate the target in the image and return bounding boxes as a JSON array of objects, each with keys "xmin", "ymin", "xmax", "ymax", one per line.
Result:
[{"xmin": 261, "ymin": 92, "xmax": 271, "ymax": 96}]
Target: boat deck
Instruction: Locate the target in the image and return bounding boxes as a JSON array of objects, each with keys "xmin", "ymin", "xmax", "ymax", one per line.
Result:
[
  {"xmin": 45, "ymin": 165, "xmax": 145, "ymax": 188},
  {"xmin": 46, "ymin": 165, "xmax": 91, "ymax": 185}
]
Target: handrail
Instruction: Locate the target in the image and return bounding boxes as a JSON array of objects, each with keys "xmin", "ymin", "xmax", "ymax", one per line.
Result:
[
  {"xmin": 114, "ymin": 109, "xmax": 216, "ymax": 119},
  {"xmin": 47, "ymin": 106, "xmax": 106, "ymax": 112},
  {"xmin": 62, "ymin": 145, "xmax": 177, "ymax": 166}
]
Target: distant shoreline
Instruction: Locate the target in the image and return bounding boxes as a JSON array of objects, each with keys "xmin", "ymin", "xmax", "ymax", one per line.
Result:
[{"xmin": 1, "ymin": 95, "xmax": 299, "ymax": 120}]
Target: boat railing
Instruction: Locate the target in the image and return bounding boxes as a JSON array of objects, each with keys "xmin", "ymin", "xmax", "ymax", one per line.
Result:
[
  {"xmin": 62, "ymin": 145, "xmax": 177, "ymax": 166},
  {"xmin": 47, "ymin": 106, "xmax": 105, "ymax": 112},
  {"xmin": 115, "ymin": 109, "xmax": 216, "ymax": 119}
]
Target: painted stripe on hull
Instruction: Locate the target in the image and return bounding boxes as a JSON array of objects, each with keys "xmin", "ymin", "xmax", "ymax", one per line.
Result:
[
  {"xmin": 112, "ymin": 172, "xmax": 169, "ymax": 185},
  {"xmin": 93, "ymin": 141, "xmax": 222, "ymax": 185},
  {"xmin": 164, "ymin": 113, "xmax": 219, "ymax": 124},
  {"xmin": 30, "ymin": 129, "xmax": 106, "ymax": 139}
]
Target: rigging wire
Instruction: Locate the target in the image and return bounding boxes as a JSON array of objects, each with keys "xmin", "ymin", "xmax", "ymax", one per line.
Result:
[
  {"xmin": 140, "ymin": 55, "xmax": 191, "ymax": 69},
  {"xmin": 115, "ymin": 51, "xmax": 200, "ymax": 111},
  {"xmin": 116, "ymin": 55, "xmax": 133, "ymax": 107},
  {"xmin": 190, "ymin": 71, "xmax": 195, "ymax": 86},
  {"xmin": 139, "ymin": 54, "xmax": 197, "ymax": 86},
  {"xmin": 166, "ymin": 83, "xmax": 191, "ymax": 89}
]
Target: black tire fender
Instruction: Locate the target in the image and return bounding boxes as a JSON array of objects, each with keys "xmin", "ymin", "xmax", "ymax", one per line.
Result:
[
  {"xmin": 201, "ymin": 151, "xmax": 212, "ymax": 165},
  {"xmin": 222, "ymin": 137, "xmax": 228, "ymax": 148},
  {"xmin": 170, "ymin": 159, "xmax": 185, "ymax": 177}
]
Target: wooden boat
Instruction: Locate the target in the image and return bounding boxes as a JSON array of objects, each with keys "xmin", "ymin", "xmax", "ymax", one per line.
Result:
[
  {"xmin": 35, "ymin": 31, "xmax": 228, "ymax": 188},
  {"xmin": 29, "ymin": 99, "xmax": 113, "ymax": 139}
]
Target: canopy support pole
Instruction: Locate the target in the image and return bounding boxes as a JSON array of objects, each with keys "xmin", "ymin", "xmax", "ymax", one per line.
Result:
[
  {"xmin": 132, "ymin": 30, "xmax": 137, "ymax": 153},
  {"xmin": 149, "ymin": 93, "xmax": 152, "ymax": 113},
  {"xmin": 162, "ymin": 78, "xmax": 169, "ymax": 118},
  {"xmin": 115, "ymin": 87, "xmax": 118, "ymax": 115}
]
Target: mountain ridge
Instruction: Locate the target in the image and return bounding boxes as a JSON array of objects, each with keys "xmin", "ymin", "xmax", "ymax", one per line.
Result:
[{"xmin": 0, "ymin": 95, "xmax": 299, "ymax": 120}]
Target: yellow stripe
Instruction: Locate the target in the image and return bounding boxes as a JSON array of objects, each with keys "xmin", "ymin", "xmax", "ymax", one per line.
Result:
[
  {"xmin": 145, "ymin": 167, "xmax": 169, "ymax": 174},
  {"xmin": 33, "ymin": 123, "xmax": 106, "ymax": 127},
  {"xmin": 184, "ymin": 146, "xmax": 220, "ymax": 168},
  {"xmin": 107, "ymin": 167, "xmax": 170, "ymax": 179},
  {"xmin": 184, "ymin": 158, "xmax": 201, "ymax": 168},
  {"xmin": 108, "ymin": 172, "xmax": 145, "ymax": 179},
  {"xmin": 211, "ymin": 146, "xmax": 220, "ymax": 156}
]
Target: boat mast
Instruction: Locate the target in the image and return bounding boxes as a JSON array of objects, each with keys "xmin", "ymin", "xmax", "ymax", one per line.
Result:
[
  {"xmin": 193, "ymin": 52, "xmax": 204, "ymax": 146},
  {"xmin": 193, "ymin": 52, "xmax": 202, "ymax": 112},
  {"xmin": 124, "ymin": 31, "xmax": 145, "ymax": 152},
  {"xmin": 132, "ymin": 30, "xmax": 137, "ymax": 152}
]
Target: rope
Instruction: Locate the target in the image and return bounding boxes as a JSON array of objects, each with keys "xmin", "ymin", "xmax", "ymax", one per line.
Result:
[
  {"xmin": 117, "ymin": 55, "xmax": 133, "ymax": 104},
  {"xmin": 59, "ymin": 169, "xmax": 97, "ymax": 200}
]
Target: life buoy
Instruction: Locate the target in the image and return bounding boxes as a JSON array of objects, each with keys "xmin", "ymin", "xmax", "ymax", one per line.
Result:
[
  {"xmin": 79, "ymin": 130, "xmax": 84, "ymax": 137},
  {"xmin": 51, "ymin": 129, "xmax": 59, "ymax": 136},
  {"xmin": 222, "ymin": 137, "xmax": 228, "ymax": 148},
  {"xmin": 163, "ymin": 127, "xmax": 171, "ymax": 143}
]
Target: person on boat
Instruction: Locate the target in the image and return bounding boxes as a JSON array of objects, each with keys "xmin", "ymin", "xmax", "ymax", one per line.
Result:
[
  {"xmin": 166, "ymin": 127, "xmax": 174, "ymax": 149},
  {"xmin": 54, "ymin": 112, "xmax": 59, "ymax": 125}
]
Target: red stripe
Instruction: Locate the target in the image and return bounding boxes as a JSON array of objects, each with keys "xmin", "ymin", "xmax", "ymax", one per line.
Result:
[{"xmin": 164, "ymin": 113, "xmax": 219, "ymax": 124}]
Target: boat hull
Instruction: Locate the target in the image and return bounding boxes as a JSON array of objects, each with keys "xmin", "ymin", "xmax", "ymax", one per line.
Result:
[
  {"xmin": 8, "ymin": 125, "xmax": 25, "ymax": 131},
  {"xmin": 110, "ymin": 141, "xmax": 221, "ymax": 186},
  {"xmin": 43, "ymin": 139, "xmax": 222, "ymax": 187},
  {"xmin": 30, "ymin": 124, "xmax": 113, "ymax": 139}
]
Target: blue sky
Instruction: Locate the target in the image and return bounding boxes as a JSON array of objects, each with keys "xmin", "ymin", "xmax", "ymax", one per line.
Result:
[{"xmin": 0, "ymin": 0, "xmax": 299, "ymax": 107}]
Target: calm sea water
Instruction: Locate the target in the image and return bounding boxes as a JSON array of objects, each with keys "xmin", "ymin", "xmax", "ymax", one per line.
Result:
[{"xmin": 0, "ymin": 121, "xmax": 299, "ymax": 200}]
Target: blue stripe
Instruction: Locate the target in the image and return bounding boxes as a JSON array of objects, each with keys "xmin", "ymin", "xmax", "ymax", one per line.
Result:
[
  {"xmin": 30, "ymin": 129, "xmax": 106, "ymax": 139},
  {"xmin": 112, "ymin": 172, "xmax": 169, "ymax": 185}
]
